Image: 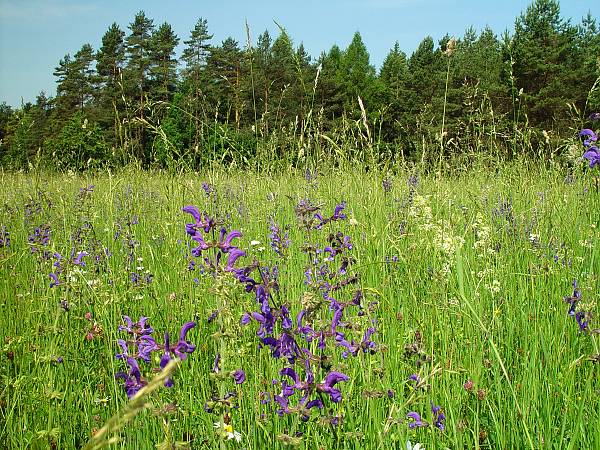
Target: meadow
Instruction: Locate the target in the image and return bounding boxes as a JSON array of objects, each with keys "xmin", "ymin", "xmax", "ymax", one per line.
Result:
[{"xmin": 0, "ymin": 161, "xmax": 599, "ymax": 449}]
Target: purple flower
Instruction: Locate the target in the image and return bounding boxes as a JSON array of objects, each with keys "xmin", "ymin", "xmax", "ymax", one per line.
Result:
[
  {"xmin": 431, "ymin": 402, "xmax": 446, "ymax": 431},
  {"xmin": 49, "ymin": 272, "xmax": 60, "ymax": 288},
  {"xmin": 137, "ymin": 335, "xmax": 159, "ymax": 362},
  {"xmin": 333, "ymin": 201, "xmax": 347, "ymax": 220},
  {"xmin": 269, "ymin": 219, "xmax": 290, "ymax": 257},
  {"xmin": 335, "ymin": 332, "xmax": 358, "ymax": 358},
  {"xmin": 115, "ymin": 339, "xmax": 129, "ymax": 360},
  {"xmin": 408, "ymin": 174, "xmax": 419, "ymax": 188},
  {"xmin": 575, "ymin": 311, "xmax": 589, "ymax": 331},
  {"xmin": 118, "ymin": 316, "xmax": 154, "ymax": 336},
  {"xmin": 589, "ymin": 112, "xmax": 600, "ymax": 121},
  {"xmin": 274, "ymin": 394, "xmax": 291, "ymax": 416},
  {"xmin": 315, "ymin": 201, "xmax": 348, "ymax": 229},
  {"xmin": 73, "ymin": 251, "xmax": 88, "ymax": 266},
  {"xmin": 361, "ymin": 327, "xmax": 377, "ymax": 353},
  {"xmin": 182, "ymin": 205, "xmax": 214, "ymax": 234},
  {"xmin": 300, "ymin": 399, "xmax": 323, "ymax": 421},
  {"xmin": 583, "ymin": 146, "xmax": 600, "ymax": 168},
  {"xmin": 580, "ymin": 129, "xmax": 598, "ymax": 147},
  {"xmin": 173, "ymin": 322, "xmax": 196, "ymax": 359},
  {"xmin": 218, "ymin": 228, "xmax": 241, "ymax": 252},
  {"xmin": 279, "ymin": 367, "xmax": 313, "ymax": 396},
  {"xmin": 261, "ymin": 333, "xmax": 301, "ymax": 363},
  {"xmin": 232, "ymin": 369, "xmax": 246, "ymax": 384},
  {"xmin": 207, "ymin": 310, "xmax": 218, "ymax": 323},
  {"xmin": 225, "ymin": 248, "xmax": 245, "ymax": 271},
  {"xmin": 317, "ymin": 371, "xmax": 349, "ymax": 403},
  {"xmin": 407, "ymin": 411, "xmax": 427, "ymax": 428},
  {"xmin": 160, "ymin": 321, "xmax": 197, "ymax": 380},
  {"xmin": 240, "ymin": 313, "xmax": 251, "ymax": 326},
  {"xmin": 564, "ymin": 280, "xmax": 582, "ymax": 316},
  {"xmin": 409, "ymin": 374, "xmax": 421, "ymax": 384},
  {"xmin": 115, "ymin": 357, "xmax": 147, "ymax": 398},
  {"xmin": 251, "ymin": 310, "xmax": 275, "ymax": 338},
  {"xmin": 201, "ymin": 182, "xmax": 213, "ymax": 196}
]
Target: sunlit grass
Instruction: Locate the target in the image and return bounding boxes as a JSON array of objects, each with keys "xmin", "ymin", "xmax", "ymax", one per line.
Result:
[{"xmin": 0, "ymin": 162, "xmax": 598, "ymax": 449}]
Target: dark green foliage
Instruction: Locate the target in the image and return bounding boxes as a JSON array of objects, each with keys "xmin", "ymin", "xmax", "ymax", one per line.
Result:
[
  {"xmin": 206, "ymin": 37, "xmax": 244, "ymax": 126},
  {"xmin": 46, "ymin": 112, "xmax": 110, "ymax": 170},
  {"xmin": 338, "ymin": 32, "xmax": 377, "ymax": 115},
  {"xmin": 181, "ymin": 18, "xmax": 213, "ymax": 149},
  {"xmin": 1, "ymin": 1, "xmax": 598, "ymax": 171},
  {"xmin": 149, "ymin": 22, "xmax": 179, "ymax": 102},
  {"xmin": 53, "ymin": 44, "xmax": 96, "ymax": 125},
  {"xmin": 512, "ymin": 0, "xmax": 582, "ymax": 129},
  {"xmin": 96, "ymin": 23, "xmax": 126, "ymax": 146}
]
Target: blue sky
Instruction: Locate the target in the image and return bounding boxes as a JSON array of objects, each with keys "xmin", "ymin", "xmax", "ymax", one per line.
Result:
[{"xmin": 0, "ymin": 0, "xmax": 595, "ymax": 107}]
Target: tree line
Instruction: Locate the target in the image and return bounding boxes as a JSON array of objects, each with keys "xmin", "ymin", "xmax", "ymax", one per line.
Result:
[{"xmin": 0, "ymin": 0, "xmax": 598, "ymax": 170}]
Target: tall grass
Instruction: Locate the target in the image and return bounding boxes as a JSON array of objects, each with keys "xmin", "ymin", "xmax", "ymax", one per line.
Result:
[{"xmin": 0, "ymin": 160, "xmax": 598, "ymax": 449}]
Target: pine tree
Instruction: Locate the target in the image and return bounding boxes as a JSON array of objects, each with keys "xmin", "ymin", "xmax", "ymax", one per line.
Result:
[
  {"xmin": 576, "ymin": 13, "xmax": 600, "ymax": 113},
  {"xmin": 206, "ymin": 37, "xmax": 244, "ymax": 126},
  {"xmin": 379, "ymin": 42, "xmax": 409, "ymax": 140},
  {"xmin": 124, "ymin": 11, "xmax": 155, "ymax": 160},
  {"xmin": 338, "ymin": 32, "xmax": 376, "ymax": 115},
  {"xmin": 181, "ymin": 18, "xmax": 213, "ymax": 147},
  {"xmin": 96, "ymin": 23, "xmax": 126, "ymax": 146},
  {"xmin": 407, "ymin": 36, "xmax": 441, "ymax": 112},
  {"xmin": 270, "ymin": 30, "xmax": 296, "ymax": 123},
  {"xmin": 380, "ymin": 42, "xmax": 408, "ymax": 104},
  {"xmin": 53, "ymin": 44, "xmax": 96, "ymax": 123},
  {"xmin": 316, "ymin": 45, "xmax": 344, "ymax": 121},
  {"xmin": 149, "ymin": 22, "xmax": 179, "ymax": 102},
  {"xmin": 253, "ymin": 30, "xmax": 273, "ymax": 120},
  {"xmin": 512, "ymin": 0, "xmax": 578, "ymax": 129},
  {"xmin": 182, "ymin": 18, "xmax": 212, "ymax": 76}
]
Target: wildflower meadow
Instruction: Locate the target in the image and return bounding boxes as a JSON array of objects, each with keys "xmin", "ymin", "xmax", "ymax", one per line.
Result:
[{"xmin": 1, "ymin": 124, "xmax": 599, "ymax": 449}]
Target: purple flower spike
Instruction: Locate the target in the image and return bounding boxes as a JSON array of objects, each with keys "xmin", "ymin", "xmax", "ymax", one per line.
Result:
[
  {"xmin": 575, "ymin": 311, "xmax": 589, "ymax": 331},
  {"xmin": 115, "ymin": 339, "xmax": 129, "ymax": 360},
  {"xmin": 431, "ymin": 402, "xmax": 446, "ymax": 431},
  {"xmin": 119, "ymin": 316, "xmax": 154, "ymax": 336},
  {"xmin": 225, "ymin": 248, "xmax": 245, "ymax": 271},
  {"xmin": 182, "ymin": 205, "xmax": 214, "ymax": 234},
  {"xmin": 232, "ymin": 369, "xmax": 246, "ymax": 384},
  {"xmin": 137, "ymin": 335, "xmax": 159, "ymax": 362},
  {"xmin": 174, "ymin": 322, "xmax": 196, "ymax": 359},
  {"xmin": 73, "ymin": 251, "xmax": 89, "ymax": 266},
  {"xmin": 115, "ymin": 357, "xmax": 147, "ymax": 398},
  {"xmin": 583, "ymin": 146, "xmax": 600, "ymax": 168},
  {"xmin": 301, "ymin": 398, "xmax": 324, "ymax": 421},
  {"xmin": 407, "ymin": 411, "xmax": 427, "ymax": 428},
  {"xmin": 580, "ymin": 129, "xmax": 598, "ymax": 147},
  {"xmin": 218, "ymin": 228, "xmax": 242, "ymax": 252},
  {"xmin": 564, "ymin": 280, "xmax": 582, "ymax": 316},
  {"xmin": 333, "ymin": 201, "xmax": 347, "ymax": 220},
  {"xmin": 240, "ymin": 313, "xmax": 251, "ymax": 326},
  {"xmin": 49, "ymin": 272, "xmax": 60, "ymax": 288},
  {"xmin": 317, "ymin": 371, "xmax": 349, "ymax": 403}
]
